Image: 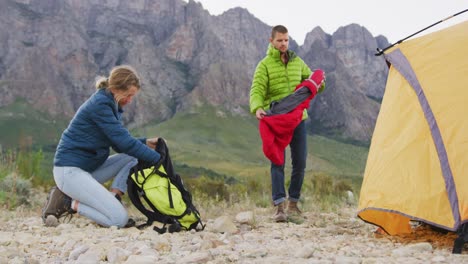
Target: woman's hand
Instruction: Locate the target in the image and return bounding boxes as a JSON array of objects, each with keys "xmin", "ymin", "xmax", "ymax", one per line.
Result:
[{"xmin": 146, "ymin": 137, "xmax": 159, "ymax": 149}]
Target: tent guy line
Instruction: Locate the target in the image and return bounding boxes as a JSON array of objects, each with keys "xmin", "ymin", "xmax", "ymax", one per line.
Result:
[{"xmin": 376, "ymin": 8, "xmax": 468, "ymax": 56}]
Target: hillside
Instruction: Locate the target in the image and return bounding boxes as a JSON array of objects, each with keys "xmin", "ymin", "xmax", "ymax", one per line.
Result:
[{"xmin": 135, "ymin": 107, "xmax": 368, "ymax": 188}]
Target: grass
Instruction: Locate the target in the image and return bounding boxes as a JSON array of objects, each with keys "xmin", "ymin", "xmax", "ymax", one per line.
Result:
[
  {"xmin": 135, "ymin": 105, "xmax": 368, "ymax": 182},
  {"xmin": 0, "ymin": 100, "xmax": 68, "ymax": 149}
]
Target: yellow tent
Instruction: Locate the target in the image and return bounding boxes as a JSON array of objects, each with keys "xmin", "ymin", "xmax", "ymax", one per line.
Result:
[{"xmin": 358, "ymin": 20, "xmax": 468, "ymax": 235}]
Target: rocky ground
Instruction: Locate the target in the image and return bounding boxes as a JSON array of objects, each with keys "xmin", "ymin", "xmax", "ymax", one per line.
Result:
[{"xmin": 1, "ymin": 194, "xmax": 468, "ymax": 264}]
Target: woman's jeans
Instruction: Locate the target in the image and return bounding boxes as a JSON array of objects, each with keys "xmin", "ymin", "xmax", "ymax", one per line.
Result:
[
  {"xmin": 53, "ymin": 154, "xmax": 138, "ymax": 227},
  {"xmin": 271, "ymin": 121, "xmax": 307, "ymax": 205}
]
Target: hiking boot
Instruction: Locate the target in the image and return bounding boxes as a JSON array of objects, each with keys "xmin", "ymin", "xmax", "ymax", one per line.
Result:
[
  {"xmin": 114, "ymin": 193, "xmax": 136, "ymax": 228},
  {"xmin": 287, "ymin": 201, "xmax": 306, "ymax": 224},
  {"xmin": 42, "ymin": 186, "xmax": 75, "ymax": 226},
  {"xmin": 124, "ymin": 218, "xmax": 136, "ymax": 228},
  {"xmin": 287, "ymin": 201, "xmax": 302, "ymax": 215},
  {"xmin": 114, "ymin": 193, "xmax": 122, "ymax": 203},
  {"xmin": 287, "ymin": 201, "xmax": 307, "ymax": 218},
  {"xmin": 273, "ymin": 202, "xmax": 287, "ymax": 222}
]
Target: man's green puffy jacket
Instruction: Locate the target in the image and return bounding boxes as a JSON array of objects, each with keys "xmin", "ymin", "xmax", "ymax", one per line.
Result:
[{"xmin": 249, "ymin": 44, "xmax": 312, "ymax": 116}]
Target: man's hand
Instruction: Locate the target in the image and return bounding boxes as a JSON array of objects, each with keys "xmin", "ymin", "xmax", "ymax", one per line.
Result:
[
  {"xmin": 255, "ymin": 108, "xmax": 266, "ymax": 120},
  {"xmin": 309, "ymin": 69, "xmax": 326, "ymax": 93},
  {"xmin": 146, "ymin": 137, "xmax": 159, "ymax": 149}
]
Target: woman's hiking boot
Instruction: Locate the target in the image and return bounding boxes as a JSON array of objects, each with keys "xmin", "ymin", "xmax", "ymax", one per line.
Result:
[
  {"xmin": 41, "ymin": 186, "xmax": 75, "ymax": 226},
  {"xmin": 273, "ymin": 202, "xmax": 287, "ymax": 222},
  {"xmin": 114, "ymin": 193, "xmax": 136, "ymax": 228}
]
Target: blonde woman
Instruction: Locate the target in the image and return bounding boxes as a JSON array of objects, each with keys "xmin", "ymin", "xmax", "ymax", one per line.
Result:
[{"xmin": 42, "ymin": 65, "xmax": 160, "ymax": 228}]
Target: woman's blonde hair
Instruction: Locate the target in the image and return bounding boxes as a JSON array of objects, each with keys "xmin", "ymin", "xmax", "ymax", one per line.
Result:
[{"xmin": 95, "ymin": 65, "xmax": 141, "ymax": 91}]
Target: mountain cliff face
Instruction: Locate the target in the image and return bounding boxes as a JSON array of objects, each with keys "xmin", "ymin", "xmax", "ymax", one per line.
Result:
[
  {"xmin": 0, "ymin": 0, "xmax": 389, "ymax": 142},
  {"xmin": 299, "ymin": 25, "xmax": 388, "ymax": 141}
]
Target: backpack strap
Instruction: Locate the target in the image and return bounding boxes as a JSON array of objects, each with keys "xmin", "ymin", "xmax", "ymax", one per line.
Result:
[
  {"xmin": 153, "ymin": 224, "xmax": 168, "ymax": 234},
  {"xmin": 126, "ymin": 174, "xmax": 154, "ymax": 226},
  {"xmin": 152, "ymin": 221, "xmax": 182, "ymax": 234},
  {"xmin": 153, "ymin": 169, "xmax": 176, "ymax": 209}
]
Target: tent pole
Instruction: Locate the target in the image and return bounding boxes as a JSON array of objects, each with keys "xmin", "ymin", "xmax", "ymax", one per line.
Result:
[{"xmin": 375, "ymin": 9, "xmax": 468, "ymax": 56}]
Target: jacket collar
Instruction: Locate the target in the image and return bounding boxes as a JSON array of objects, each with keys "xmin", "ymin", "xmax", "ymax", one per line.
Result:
[
  {"xmin": 266, "ymin": 44, "xmax": 296, "ymax": 63},
  {"xmin": 99, "ymin": 88, "xmax": 124, "ymax": 113}
]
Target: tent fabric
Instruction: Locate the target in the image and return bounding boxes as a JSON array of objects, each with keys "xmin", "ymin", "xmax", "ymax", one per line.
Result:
[
  {"xmin": 259, "ymin": 80, "xmax": 318, "ymax": 166},
  {"xmin": 358, "ymin": 20, "xmax": 468, "ymax": 235}
]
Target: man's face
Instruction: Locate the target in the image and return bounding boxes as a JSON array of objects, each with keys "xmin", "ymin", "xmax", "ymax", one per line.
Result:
[{"xmin": 270, "ymin": 32, "xmax": 289, "ymax": 53}]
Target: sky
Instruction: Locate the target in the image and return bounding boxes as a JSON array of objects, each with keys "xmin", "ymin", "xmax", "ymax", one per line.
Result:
[{"xmin": 184, "ymin": 0, "xmax": 467, "ymax": 45}]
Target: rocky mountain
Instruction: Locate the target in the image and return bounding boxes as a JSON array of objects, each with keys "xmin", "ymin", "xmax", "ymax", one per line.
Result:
[
  {"xmin": 300, "ymin": 25, "xmax": 388, "ymax": 141},
  {"xmin": 0, "ymin": 0, "xmax": 389, "ymax": 142}
]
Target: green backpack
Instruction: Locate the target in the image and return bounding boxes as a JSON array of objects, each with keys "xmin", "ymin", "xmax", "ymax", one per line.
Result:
[{"xmin": 127, "ymin": 138, "xmax": 204, "ymax": 233}]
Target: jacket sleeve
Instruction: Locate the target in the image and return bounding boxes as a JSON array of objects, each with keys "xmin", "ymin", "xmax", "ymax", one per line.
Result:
[
  {"xmin": 249, "ymin": 61, "xmax": 268, "ymax": 114},
  {"xmin": 91, "ymin": 102, "xmax": 160, "ymax": 163},
  {"xmin": 301, "ymin": 58, "xmax": 312, "ymax": 81}
]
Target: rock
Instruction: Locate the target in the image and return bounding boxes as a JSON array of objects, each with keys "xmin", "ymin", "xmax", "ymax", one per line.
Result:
[
  {"xmin": 76, "ymin": 249, "xmax": 101, "ymax": 264},
  {"xmin": 107, "ymin": 247, "xmax": 131, "ymax": 263},
  {"xmin": 0, "ymin": 232, "xmax": 14, "ymax": 246},
  {"xmin": 392, "ymin": 242, "xmax": 433, "ymax": 257},
  {"xmin": 346, "ymin": 190, "xmax": 355, "ymax": 205},
  {"xmin": 235, "ymin": 211, "xmax": 254, "ymax": 225},
  {"xmin": 125, "ymin": 255, "xmax": 158, "ymax": 263},
  {"xmin": 295, "ymin": 243, "xmax": 315, "ymax": 258},
  {"xmin": 44, "ymin": 215, "xmax": 59, "ymax": 227},
  {"xmin": 69, "ymin": 245, "xmax": 90, "ymax": 260},
  {"xmin": 431, "ymin": 255, "xmax": 446, "ymax": 262},
  {"xmin": 179, "ymin": 251, "xmax": 212, "ymax": 263},
  {"xmin": 211, "ymin": 215, "xmax": 238, "ymax": 234}
]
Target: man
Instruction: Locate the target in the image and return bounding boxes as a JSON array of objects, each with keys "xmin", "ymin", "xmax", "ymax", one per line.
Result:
[{"xmin": 249, "ymin": 25, "xmax": 324, "ymax": 222}]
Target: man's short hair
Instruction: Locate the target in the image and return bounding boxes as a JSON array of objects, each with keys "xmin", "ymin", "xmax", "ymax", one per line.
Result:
[{"xmin": 271, "ymin": 25, "xmax": 288, "ymax": 39}]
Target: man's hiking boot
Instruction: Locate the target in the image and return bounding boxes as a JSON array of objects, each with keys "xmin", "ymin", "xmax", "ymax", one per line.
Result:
[
  {"xmin": 287, "ymin": 201, "xmax": 302, "ymax": 215},
  {"xmin": 42, "ymin": 186, "xmax": 75, "ymax": 226},
  {"xmin": 287, "ymin": 201, "xmax": 306, "ymax": 223},
  {"xmin": 273, "ymin": 202, "xmax": 287, "ymax": 222}
]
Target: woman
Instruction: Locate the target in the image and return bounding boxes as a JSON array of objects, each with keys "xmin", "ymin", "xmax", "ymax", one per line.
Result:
[{"xmin": 42, "ymin": 65, "xmax": 161, "ymax": 228}]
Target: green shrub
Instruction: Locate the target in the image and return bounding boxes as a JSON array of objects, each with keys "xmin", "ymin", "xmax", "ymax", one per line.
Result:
[
  {"xmin": 0, "ymin": 173, "xmax": 32, "ymax": 209},
  {"xmin": 0, "ymin": 148, "xmax": 41, "ymax": 209},
  {"xmin": 311, "ymin": 173, "xmax": 334, "ymax": 197},
  {"xmin": 300, "ymin": 172, "xmax": 356, "ymax": 211},
  {"xmin": 0, "ymin": 149, "xmax": 16, "ymax": 179},
  {"xmin": 185, "ymin": 175, "xmax": 228, "ymax": 201},
  {"xmin": 17, "ymin": 148, "xmax": 44, "ymax": 185},
  {"xmin": 333, "ymin": 179, "xmax": 353, "ymax": 196}
]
